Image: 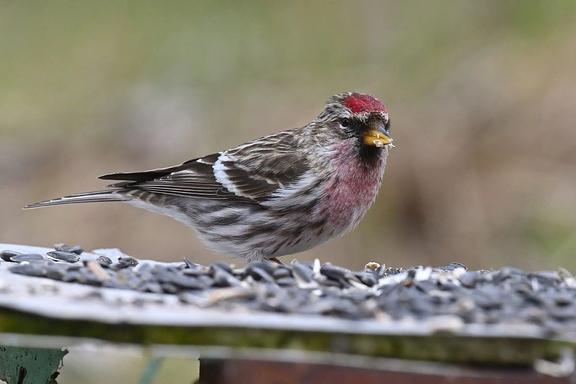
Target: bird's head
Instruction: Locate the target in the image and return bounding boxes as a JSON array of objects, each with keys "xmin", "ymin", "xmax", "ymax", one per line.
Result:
[{"xmin": 310, "ymin": 92, "xmax": 393, "ymax": 161}]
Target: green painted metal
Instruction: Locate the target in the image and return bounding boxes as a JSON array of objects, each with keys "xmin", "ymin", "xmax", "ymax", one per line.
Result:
[
  {"xmin": 0, "ymin": 346, "xmax": 67, "ymax": 384},
  {"xmin": 138, "ymin": 357, "xmax": 164, "ymax": 384}
]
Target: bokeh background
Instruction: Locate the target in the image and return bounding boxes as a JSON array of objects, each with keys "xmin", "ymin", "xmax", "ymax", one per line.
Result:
[
  {"xmin": 2, "ymin": 1, "xmax": 576, "ymax": 382},
  {"xmin": 3, "ymin": 1, "xmax": 576, "ymax": 271}
]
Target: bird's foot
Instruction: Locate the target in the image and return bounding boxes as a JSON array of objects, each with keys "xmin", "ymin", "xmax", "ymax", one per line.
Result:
[{"xmin": 268, "ymin": 257, "xmax": 284, "ymax": 265}]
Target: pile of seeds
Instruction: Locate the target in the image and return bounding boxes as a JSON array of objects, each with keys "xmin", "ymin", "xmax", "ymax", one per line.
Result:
[{"xmin": 2, "ymin": 245, "xmax": 576, "ymax": 337}]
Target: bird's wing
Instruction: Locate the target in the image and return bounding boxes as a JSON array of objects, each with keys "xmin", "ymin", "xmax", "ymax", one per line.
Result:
[{"xmin": 99, "ymin": 131, "xmax": 310, "ymax": 201}]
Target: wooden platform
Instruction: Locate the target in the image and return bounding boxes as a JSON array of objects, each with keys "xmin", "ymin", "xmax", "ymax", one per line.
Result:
[{"xmin": 0, "ymin": 243, "xmax": 574, "ymax": 383}]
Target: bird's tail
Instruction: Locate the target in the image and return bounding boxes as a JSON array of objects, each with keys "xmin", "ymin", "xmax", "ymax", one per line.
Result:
[{"xmin": 24, "ymin": 190, "xmax": 130, "ymax": 209}]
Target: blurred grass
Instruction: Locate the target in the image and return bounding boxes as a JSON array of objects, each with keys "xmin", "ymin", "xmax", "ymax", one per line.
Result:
[
  {"xmin": 59, "ymin": 349, "xmax": 199, "ymax": 384},
  {"xmin": 2, "ymin": 1, "xmax": 576, "ymax": 382},
  {"xmin": 1, "ymin": 1, "xmax": 576, "ymax": 269}
]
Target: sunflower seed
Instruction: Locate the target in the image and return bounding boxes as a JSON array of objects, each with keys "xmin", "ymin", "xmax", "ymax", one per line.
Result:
[
  {"xmin": 1, "ymin": 250, "xmax": 21, "ymax": 262},
  {"xmin": 5, "ymin": 243, "xmax": 576, "ymax": 337},
  {"xmin": 272, "ymin": 267, "xmax": 291, "ymax": 279},
  {"xmin": 10, "ymin": 254, "xmax": 45, "ymax": 263},
  {"xmin": 10, "ymin": 263, "xmax": 47, "ymax": 277},
  {"xmin": 292, "ymin": 262, "xmax": 313, "ymax": 283},
  {"xmin": 96, "ymin": 256, "xmax": 113, "ymax": 267},
  {"xmin": 54, "ymin": 243, "xmax": 84, "ymax": 255},
  {"xmin": 115, "ymin": 256, "xmax": 138, "ymax": 269},
  {"xmin": 212, "ymin": 265, "xmax": 242, "ymax": 287},
  {"xmin": 459, "ymin": 272, "xmax": 478, "ymax": 288},
  {"xmin": 47, "ymin": 251, "xmax": 80, "ymax": 263},
  {"xmin": 246, "ymin": 265, "xmax": 275, "ymax": 284}
]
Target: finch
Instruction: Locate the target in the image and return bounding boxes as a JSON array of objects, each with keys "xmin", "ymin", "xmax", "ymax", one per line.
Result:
[{"xmin": 26, "ymin": 92, "xmax": 393, "ymax": 262}]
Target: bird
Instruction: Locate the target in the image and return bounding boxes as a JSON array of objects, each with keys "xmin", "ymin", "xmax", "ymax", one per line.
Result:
[{"xmin": 26, "ymin": 92, "xmax": 393, "ymax": 262}]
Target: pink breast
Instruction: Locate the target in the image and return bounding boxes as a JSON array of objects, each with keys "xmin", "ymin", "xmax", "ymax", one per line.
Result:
[{"xmin": 319, "ymin": 141, "xmax": 387, "ymax": 229}]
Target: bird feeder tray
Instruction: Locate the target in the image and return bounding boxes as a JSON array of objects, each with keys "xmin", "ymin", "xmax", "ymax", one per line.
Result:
[{"xmin": 0, "ymin": 243, "xmax": 574, "ymax": 383}]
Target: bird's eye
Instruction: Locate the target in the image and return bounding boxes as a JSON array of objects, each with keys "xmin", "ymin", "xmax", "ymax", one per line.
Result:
[
  {"xmin": 385, "ymin": 119, "xmax": 391, "ymax": 132},
  {"xmin": 339, "ymin": 118, "xmax": 351, "ymax": 128}
]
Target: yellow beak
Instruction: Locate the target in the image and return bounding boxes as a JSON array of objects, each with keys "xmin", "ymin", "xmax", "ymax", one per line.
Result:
[{"xmin": 362, "ymin": 129, "xmax": 393, "ymax": 148}]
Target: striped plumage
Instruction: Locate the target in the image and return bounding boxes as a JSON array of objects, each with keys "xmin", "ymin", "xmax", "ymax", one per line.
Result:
[{"xmin": 26, "ymin": 92, "xmax": 393, "ymax": 261}]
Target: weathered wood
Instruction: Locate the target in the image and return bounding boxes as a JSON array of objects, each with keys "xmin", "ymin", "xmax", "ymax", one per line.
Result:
[
  {"xmin": 198, "ymin": 358, "xmax": 570, "ymax": 384},
  {"xmin": 0, "ymin": 243, "xmax": 574, "ymax": 369}
]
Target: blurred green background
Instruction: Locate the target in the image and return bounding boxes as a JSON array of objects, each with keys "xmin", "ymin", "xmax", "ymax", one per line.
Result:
[
  {"xmin": 3, "ymin": 0, "xmax": 576, "ymax": 271},
  {"xmin": 2, "ymin": 0, "xmax": 576, "ymax": 382}
]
